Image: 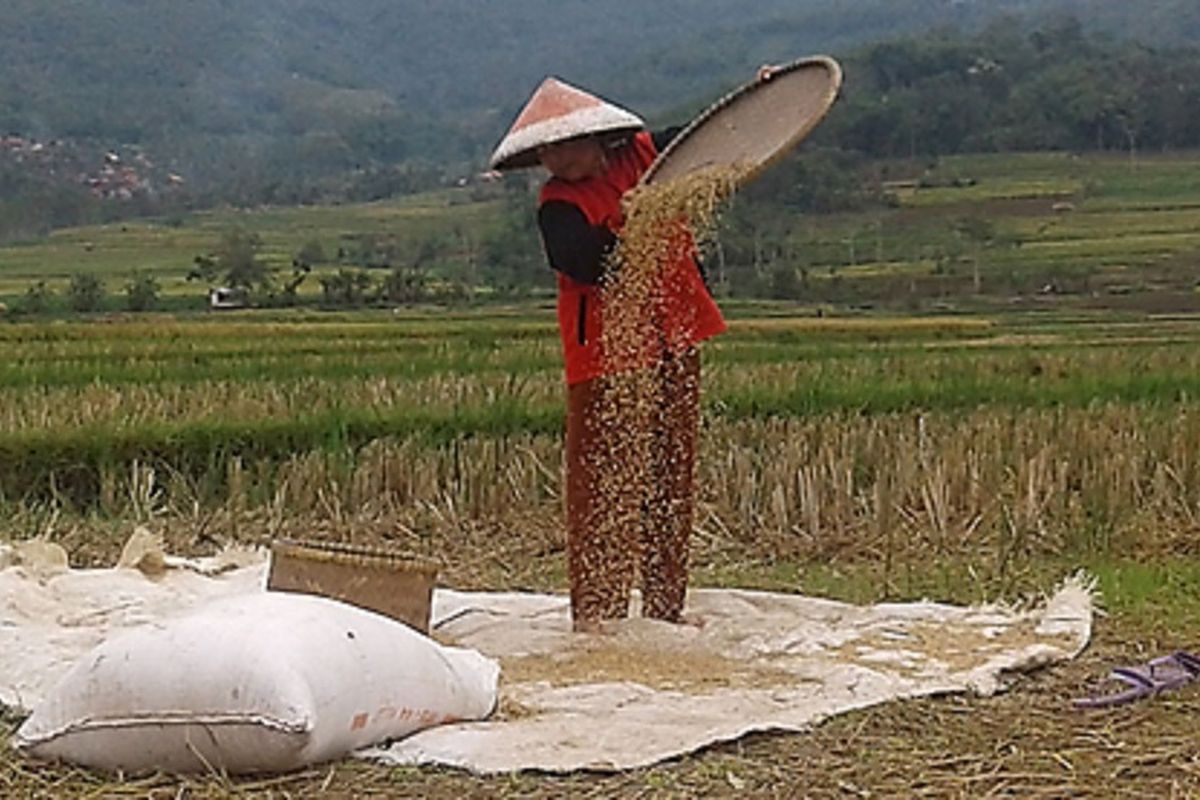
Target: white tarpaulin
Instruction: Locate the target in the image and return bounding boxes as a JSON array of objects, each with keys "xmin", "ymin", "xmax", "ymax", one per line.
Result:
[
  {"xmin": 1, "ymin": 537, "xmax": 1093, "ymax": 774},
  {"xmin": 0, "ymin": 539, "xmax": 266, "ymax": 714}
]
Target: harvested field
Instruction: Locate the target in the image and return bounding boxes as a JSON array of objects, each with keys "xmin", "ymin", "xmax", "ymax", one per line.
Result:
[{"xmin": 2, "ymin": 310, "xmax": 1200, "ymax": 796}]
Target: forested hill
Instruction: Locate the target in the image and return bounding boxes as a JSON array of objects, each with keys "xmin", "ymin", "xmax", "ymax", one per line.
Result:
[{"xmin": 0, "ymin": 0, "xmax": 1197, "ymax": 216}]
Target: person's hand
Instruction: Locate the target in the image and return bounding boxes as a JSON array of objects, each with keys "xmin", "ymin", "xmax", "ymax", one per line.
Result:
[{"xmin": 757, "ymin": 64, "xmax": 780, "ymax": 82}]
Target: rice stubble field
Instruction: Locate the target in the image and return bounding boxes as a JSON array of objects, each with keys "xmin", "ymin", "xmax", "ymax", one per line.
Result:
[{"xmin": 2, "ymin": 307, "xmax": 1200, "ymax": 795}]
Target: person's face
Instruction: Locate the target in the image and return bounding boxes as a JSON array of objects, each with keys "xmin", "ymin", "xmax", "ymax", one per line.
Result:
[{"xmin": 537, "ymin": 137, "xmax": 606, "ymax": 181}]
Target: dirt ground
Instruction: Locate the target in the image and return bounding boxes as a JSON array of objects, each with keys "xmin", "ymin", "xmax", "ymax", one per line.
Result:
[{"xmin": 2, "ymin": 606, "xmax": 1196, "ymax": 799}]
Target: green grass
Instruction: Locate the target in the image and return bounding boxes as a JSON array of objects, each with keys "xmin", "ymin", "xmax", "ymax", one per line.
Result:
[
  {"xmin": 1088, "ymin": 559, "xmax": 1200, "ymax": 628},
  {"xmin": 0, "ymin": 188, "xmax": 506, "ymax": 303},
  {"xmin": 697, "ymin": 552, "xmax": 1200, "ymax": 628},
  {"xmin": 4, "ymin": 150, "xmax": 1200, "ymax": 310},
  {"xmin": 896, "ymin": 178, "xmax": 1085, "ymax": 206}
]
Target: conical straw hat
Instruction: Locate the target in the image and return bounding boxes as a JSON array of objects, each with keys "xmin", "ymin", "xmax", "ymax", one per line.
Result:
[{"xmin": 489, "ymin": 77, "xmax": 645, "ymax": 171}]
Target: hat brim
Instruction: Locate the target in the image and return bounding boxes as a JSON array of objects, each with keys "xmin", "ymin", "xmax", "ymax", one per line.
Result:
[{"xmin": 489, "ymin": 110, "xmax": 644, "ymax": 171}]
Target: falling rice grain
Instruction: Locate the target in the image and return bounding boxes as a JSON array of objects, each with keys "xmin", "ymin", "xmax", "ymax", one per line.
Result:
[{"xmin": 579, "ymin": 165, "xmax": 749, "ymax": 624}]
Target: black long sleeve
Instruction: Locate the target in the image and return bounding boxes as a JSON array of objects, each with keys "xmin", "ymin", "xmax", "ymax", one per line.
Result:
[
  {"xmin": 537, "ymin": 126, "xmax": 685, "ymax": 286},
  {"xmin": 538, "ymin": 201, "xmax": 617, "ymax": 285}
]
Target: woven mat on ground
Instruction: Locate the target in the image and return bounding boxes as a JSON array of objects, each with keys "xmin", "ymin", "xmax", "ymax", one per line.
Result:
[{"xmin": 0, "ymin": 539, "xmax": 1093, "ymax": 774}]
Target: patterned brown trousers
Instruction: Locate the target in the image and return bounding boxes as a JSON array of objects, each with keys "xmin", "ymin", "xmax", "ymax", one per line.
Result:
[{"xmin": 565, "ymin": 347, "xmax": 701, "ymax": 627}]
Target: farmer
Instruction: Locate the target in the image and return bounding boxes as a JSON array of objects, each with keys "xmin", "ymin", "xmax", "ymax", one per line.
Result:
[{"xmin": 489, "ymin": 77, "xmax": 727, "ymax": 632}]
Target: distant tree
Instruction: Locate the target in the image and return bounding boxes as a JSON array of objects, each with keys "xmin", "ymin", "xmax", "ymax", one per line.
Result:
[
  {"xmin": 430, "ymin": 279, "xmax": 472, "ymax": 306},
  {"xmin": 339, "ymin": 232, "xmax": 399, "ymax": 269},
  {"xmin": 6, "ymin": 0, "xmax": 1200, "ymax": 228},
  {"xmin": 954, "ymin": 216, "xmax": 1012, "ymax": 294},
  {"xmin": 294, "ymin": 239, "xmax": 326, "ymax": 269},
  {"xmin": 407, "ymin": 234, "xmax": 444, "ymax": 271},
  {"xmin": 1030, "ymin": 14, "xmax": 1088, "ymax": 56},
  {"xmin": 187, "ymin": 254, "xmax": 220, "ymax": 285},
  {"xmin": 18, "ymin": 281, "xmax": 53, "ymax": 315},
  {"xmin": 343, "ymin": 112, "xmax": 411, "ymax": 162},
  {"xmin": 319, "ymin": 268, "xmax": 374, "ymax": 307},
  {"xmin": 720, "ymin": 201, "xmax": 790, "ymax": 288},
  {"xmin": 769, "ymin": 266, "xmax": 802, "ymax": 300},
  {"xmin": 746, "ymin": 149, "xmax": 874, "ymax": 213},
  {"xmin": 67, "ymin": 273, "xmax": 105, "ymax": 312},
  {"xmin": 216, "ymin": 229, "xmax": 269, "ymax": 292},
  {"xmin": 479, "ymin": 175, "xmax": 544, "ymax": 294},
  {"xmin": 276, "ymin": 261, "xmax": 311, "ymax": 307},
  {"xmin": 188, "ymin": 229, "xmax": 275, "ymax": 304},
  {"xmin": 125, "ymin": 273, "xmax": 160, "ymax": 311},
  {"xmin": 381, "ymin": 266, "xmax": 428, "ymax": 305}
]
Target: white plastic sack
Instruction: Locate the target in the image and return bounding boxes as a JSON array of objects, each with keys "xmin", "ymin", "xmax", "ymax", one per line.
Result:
[{"xmin": 14, "ymin": 592, "xmax": 499, "ymax": 774}]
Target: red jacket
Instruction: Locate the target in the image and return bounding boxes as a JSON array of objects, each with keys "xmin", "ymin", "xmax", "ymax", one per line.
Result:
[{"xmin": 540, "ymin": 132, "xmax": 726, "ymax": 385}]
